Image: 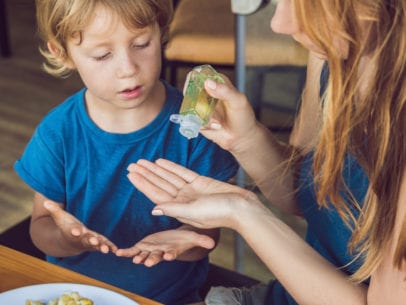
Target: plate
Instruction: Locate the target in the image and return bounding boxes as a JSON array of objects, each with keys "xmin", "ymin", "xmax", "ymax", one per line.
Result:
[{"xmin": 0, "ymin": 283, "xmax": 140, "ymax": 305}]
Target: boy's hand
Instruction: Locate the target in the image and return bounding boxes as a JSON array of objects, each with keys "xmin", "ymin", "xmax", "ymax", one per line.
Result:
[
  {"xmin": 116, "ymin": 228, "xmax": 214, "ymax": 267},
  {"xmin": 44, "ymin": 200, "xmax": 118, "ymax": 254}
]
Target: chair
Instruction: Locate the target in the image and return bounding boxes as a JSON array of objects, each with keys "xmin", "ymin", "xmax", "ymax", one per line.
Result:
[
  {"xmin": 0, "ymin": 0, "xmax": 11, "ymax": 57},
  {"xmin": 0, "ymin": 217, "xmax": 45, "ymax": 259},
  {"xmin": 200, "ymin": 263, "xmax": 261, "ymax": 297},
  {"xmin": 163, "ymin": 0, "xmax": 308, "ymax": 126}
]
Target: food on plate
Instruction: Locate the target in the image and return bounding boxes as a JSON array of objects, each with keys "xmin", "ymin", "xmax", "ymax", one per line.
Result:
[{"xmin": 26, "ymin": 291, "xmax": 94, "ymax": 305}]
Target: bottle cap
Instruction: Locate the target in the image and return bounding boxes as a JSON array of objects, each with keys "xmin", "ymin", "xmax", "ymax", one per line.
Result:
[{"xmin": 170, "ymin": 114, "xmax": 202, "ymax": 139}]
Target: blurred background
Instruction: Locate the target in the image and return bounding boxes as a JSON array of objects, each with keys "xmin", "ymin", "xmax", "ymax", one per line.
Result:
[{"xmin": 0, "ymin": 0, "xmax": 307, "ymax": 284}]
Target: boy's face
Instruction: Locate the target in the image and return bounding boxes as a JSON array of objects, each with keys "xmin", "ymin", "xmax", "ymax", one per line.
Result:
[{"xmin": 65, "ymin": 5, "xmax": 163, "ymax": 112}]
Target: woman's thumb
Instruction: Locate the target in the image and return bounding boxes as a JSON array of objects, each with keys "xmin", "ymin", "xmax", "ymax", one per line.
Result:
[{"xmin": 204, "ymin": 79, "xmax": 245, "ymax": 110}]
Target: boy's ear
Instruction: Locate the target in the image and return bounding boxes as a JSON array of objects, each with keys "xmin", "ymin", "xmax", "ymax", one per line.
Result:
[{"xmin": 47, "ymin": 42, "xmax": 75, "ymax": 69}]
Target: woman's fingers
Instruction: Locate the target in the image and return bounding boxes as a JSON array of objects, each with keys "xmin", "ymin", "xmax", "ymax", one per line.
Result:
[
  {"xmin": 152, "ymin": 203, "xmax": 210, "ymax": 229},
  {"xmin": 127, "ymin": 167, "xmax": 179, "ymax": 203},
  {"xmin": 127, "ymin": 159, "xmax": 202, "ymax": 203},
  {"xmin": 155, "ymin": 159, "xmax": 199, "ymax": 184},
  {"xmin": 137, "ymin": 159, "xmax": 190, "ymax": 189},
  {"xmin": 204, "ymin": 78, "xmax": 247, "ymax": 112}
]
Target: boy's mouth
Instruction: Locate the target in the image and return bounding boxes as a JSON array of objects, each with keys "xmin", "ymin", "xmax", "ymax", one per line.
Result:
[{"xmin": 119, "ymin": 86, "xmax": 142, "ymax": 99}]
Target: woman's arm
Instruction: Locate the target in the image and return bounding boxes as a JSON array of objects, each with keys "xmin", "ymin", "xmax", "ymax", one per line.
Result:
[
  {"xmin": 238, "ymin": 170, "xmax": 406, "ymax": 305},
  {"xmin": 200, "ymin": 52, "xmax": 324, "ymax": 215},
  {"xmin": 367, "ymin": 168, "xmax": 406, "ymax": 304},
  {"xmin": 132, "ymin": 160, "xmax": 368, "ymax": 304},
  {"xmin": 129, "ymin": 160, "xmax": 401, "ymax": 304},
  {"xmin": 234, "ymin": 197, "xmax": 368, "ymax": 305},
  {"xmin": 203, "ymin": 80, "xmax": 299, "ymax": 213}
]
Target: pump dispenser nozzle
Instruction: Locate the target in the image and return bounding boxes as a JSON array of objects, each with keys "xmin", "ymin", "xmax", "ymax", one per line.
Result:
[{"xmin": 169, "ymin": 113, "xmax": 202, "ymax": 139}]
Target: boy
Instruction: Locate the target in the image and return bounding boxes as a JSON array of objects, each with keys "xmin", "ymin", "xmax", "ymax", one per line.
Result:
[{"xmin": 14, "ymin": 1, "xmax": 238, "ymax": 304}]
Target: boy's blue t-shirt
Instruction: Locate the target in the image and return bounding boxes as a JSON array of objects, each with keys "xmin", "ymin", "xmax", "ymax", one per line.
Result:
[{"xmin": 14, "ymin": 82, "xmax": 238, "ymax": 305}]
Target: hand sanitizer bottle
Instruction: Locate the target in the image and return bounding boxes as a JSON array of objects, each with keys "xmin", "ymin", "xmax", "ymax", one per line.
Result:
[{"xmin": 170, "ymin": 65, "xmax": 225, "ymax": 139}]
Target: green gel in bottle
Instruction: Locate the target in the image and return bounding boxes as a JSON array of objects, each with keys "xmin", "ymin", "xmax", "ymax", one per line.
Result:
[{"xmin": 170, "ymin": 65, "xmax": 225, "ymax": 139}]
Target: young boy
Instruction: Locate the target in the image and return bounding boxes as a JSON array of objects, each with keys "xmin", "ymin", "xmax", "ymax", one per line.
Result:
[{"xmin": 14, "ymin": 1, "xmax": 238, "ymax": 304}]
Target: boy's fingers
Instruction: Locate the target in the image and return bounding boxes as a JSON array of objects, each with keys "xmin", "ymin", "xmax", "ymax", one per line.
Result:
[
  {"xmin": 43, "ymin": 201, "xmax": 68, "ymax": 225},
  {"xmin": 194, "ymin": 234, "xmax": 215, "ymax": 249},
  {"xmin": 163, "ymin": 250, "xmax": 177, "ymax": 261},
  {"xmin": 145, "ymin": 251, "xmax": 164, "ymax": 267},
  {"xmin": 43, "ymin": 200, "xmax": 61, "ymax": 213},
  {"xmin": 71, "ymin": 227, "xmax": 81, "ymax": 236},
  {"xmin": 116, "ymin": 247, "xmax": 142, "ymax": 257}
]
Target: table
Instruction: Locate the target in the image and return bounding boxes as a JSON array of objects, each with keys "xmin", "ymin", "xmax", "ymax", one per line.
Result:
[{"xmin": 0, "ymin": 245, "xmax": 161, "ymax": 305}]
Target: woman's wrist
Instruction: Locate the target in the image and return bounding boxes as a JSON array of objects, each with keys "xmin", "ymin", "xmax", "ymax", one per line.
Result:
[
  {"xmin": 229, "ymin": 121, "xmax": 267, "ymax": 158},
  {"xmin": 229, "ymin": 191, "xmax": 268, "ymax": 233}
]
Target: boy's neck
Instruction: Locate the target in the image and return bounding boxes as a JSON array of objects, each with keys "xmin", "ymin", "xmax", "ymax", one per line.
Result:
[{"xmin": 84, "ymin": 81, "xmax": 166, "ymax": 134}]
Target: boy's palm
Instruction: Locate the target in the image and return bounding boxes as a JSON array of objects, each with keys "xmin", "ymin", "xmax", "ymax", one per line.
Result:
[
  {"xmin": 116, "ymin": 229, "xmax": 214, "ymax": 267},
  {"xmin": 44, "ymin": 200, "xmax": 118, "ymax": 254}
]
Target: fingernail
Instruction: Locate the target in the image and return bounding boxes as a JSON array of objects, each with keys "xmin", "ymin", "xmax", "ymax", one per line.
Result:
[
  {"xmin": 210, "ymin": 122, "xmax": 221, "ymax": 130},
  {"xmin": 43, "ymin": 201, "xmax": 53, "ymax": 209},
  {"xmin": 151, "ymin": 209, "xmax": 164, "ymax": 216},
  {"xmin": 206, "ymin": 79, "xmax": 217, "ymax": 90}
]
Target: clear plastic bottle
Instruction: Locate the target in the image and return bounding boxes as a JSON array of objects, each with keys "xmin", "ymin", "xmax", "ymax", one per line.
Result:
[{"xmin": 170, "ymin": 65, "xmax": 225, "ymax": 139}]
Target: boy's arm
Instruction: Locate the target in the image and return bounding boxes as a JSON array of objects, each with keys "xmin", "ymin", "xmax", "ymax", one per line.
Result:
[
  {"xmin": 30, "ymin": 192, "xmax": 117, "ymax": 257},
  {"xmin": 116, "ymin": 225, "xmax": 219, "ymax": 267}
]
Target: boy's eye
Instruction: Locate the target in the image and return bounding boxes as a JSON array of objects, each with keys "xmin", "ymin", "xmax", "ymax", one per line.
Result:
[
  {"xmin": 94, "ymin": 53, "xmax": 110, "ymax": 61},
  {"xmin": 133, "ymin": 41, "xmax": 150, "ymax": 49}
]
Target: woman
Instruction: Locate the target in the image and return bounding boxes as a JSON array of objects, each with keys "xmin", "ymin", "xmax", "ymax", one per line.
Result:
[{"xmin": 126, "ymin": 0, "xmax": 406, "ymax": 304}]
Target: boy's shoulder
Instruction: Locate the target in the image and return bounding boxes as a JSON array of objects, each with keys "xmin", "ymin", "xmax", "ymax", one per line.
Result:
[
  {"xmin": 45, "ymin": 88, "xmax": 85, "ymax": 118},
  {"xmin": 36, "ymin": 88, "xmax": 85, "ymax": 133}
]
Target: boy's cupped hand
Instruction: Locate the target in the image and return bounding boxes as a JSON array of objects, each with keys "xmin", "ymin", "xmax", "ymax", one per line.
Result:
[
  {"xmin": 116, "ymin": 228, "xmax": 214, "ymax": 267},
  {"xmin": 43, "ymin": 200, "xmax": 118, "ymax": 254}
]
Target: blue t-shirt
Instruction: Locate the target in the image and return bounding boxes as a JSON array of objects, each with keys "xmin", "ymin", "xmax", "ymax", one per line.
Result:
[
  {"xmin": 265, "ymin": 63, "xmax": 369, "ymax": 305},
  {"xmin": 14, "ymin": 82, "xmax": 238, "ymax": 305}
]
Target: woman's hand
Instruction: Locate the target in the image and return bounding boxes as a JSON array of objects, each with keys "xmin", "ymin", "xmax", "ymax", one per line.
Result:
[
  {"xmin": 190, "ymin": 74, "xmax": 258, "ymax": 153},
  {"xmin": 127, "ymin": 158, "xmax": 260, "ymax": 230},
  {"xmin": 43, "ymin": 200, "xmax": 118, "ymax": 255}
]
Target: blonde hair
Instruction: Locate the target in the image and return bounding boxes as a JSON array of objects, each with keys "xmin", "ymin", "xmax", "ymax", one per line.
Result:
[
  {"xmin": 35, "ymin": 0, "xmax": 173, "ymax": 77},
  {"xmin": 294, "ymin": 0, "xmax": 406, "ymax": 281}
]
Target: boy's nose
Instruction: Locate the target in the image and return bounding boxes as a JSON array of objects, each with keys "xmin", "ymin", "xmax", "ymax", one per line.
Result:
[{"xmin": 116, "ymin": 52, "xmax": 137, "ymax": 78}]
